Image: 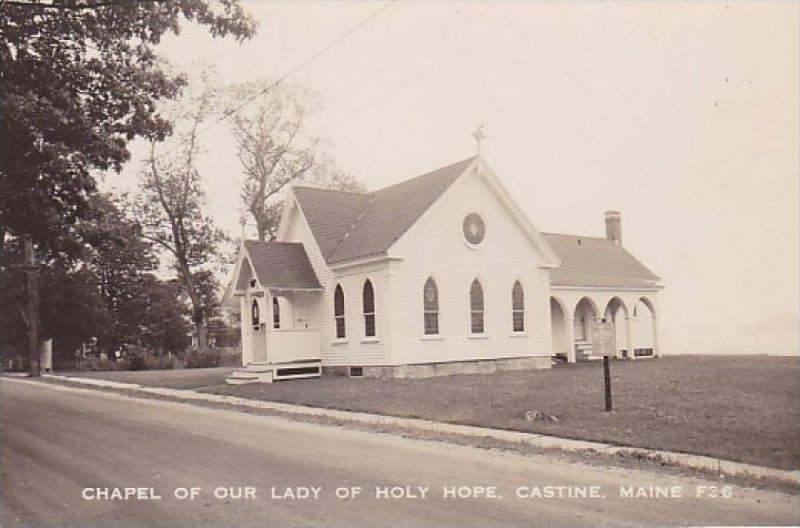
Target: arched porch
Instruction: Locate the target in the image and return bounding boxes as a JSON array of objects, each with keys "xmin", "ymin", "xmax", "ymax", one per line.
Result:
[
  {"xmin": 631, "ymin": 296, "xmax": 659, "ymax": 358},
  {"xmin": 550, "ymin": 290, "xmax": 660, "ymax": 362}
]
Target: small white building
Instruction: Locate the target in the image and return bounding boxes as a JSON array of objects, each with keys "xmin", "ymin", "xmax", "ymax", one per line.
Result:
[{"xmin": 224, "ymin": 156, "xmax": 662, "ymax": 383}]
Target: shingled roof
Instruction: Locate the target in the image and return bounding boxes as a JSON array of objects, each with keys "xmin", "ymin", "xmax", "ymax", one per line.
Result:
[
  {"xmin": 542, "ymin": 233, "xmax": 660, "ymax": 289},
  {"xmin": 293, "ymin": 156, "xmax": 476, "ymax": 265},
  {"xmin": 243, "ymin": 241, "xmax": 322, "ymax": 290}
]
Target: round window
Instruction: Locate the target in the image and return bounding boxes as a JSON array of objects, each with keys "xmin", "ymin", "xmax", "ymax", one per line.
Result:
[
  {"xmin": 462, "ymin": 213, "xmax": 486, "ymax": 245},
  {"xmin": 251, "ymin": 299, "xmax": 260, "ymax": 327}
]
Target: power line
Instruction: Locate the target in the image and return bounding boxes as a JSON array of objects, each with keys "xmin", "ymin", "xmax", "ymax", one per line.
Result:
[
  {"xmin": 198, "ymin": 0, "xmax": 397, "ymax": 139},
  {"xmin": 156, "ymin": 0, "xmax": 397, "ymax": 161}
]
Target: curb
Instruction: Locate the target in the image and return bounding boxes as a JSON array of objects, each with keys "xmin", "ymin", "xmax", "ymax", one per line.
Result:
[{"xmin": 40, "ymin": 374, "xmax": 800, "ymax": 485}]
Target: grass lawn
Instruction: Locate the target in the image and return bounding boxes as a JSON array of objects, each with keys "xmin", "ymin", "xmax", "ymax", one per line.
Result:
[{"xmin": 63, "ymin": 356, "xmax": 799, "ymax": 470}]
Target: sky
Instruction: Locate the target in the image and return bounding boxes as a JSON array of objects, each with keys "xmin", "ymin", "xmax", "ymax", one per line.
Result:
[{"xmin": 106, "ymin": 1, "xmax": 799, "ymax": 356}]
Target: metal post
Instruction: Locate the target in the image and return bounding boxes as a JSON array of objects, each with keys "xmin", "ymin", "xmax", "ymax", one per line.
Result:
[{"xmin": 603, "ymin": 355, "xmax": 612, "ymax": 411}]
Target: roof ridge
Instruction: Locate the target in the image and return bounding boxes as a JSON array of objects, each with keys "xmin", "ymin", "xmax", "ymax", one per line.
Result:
[
  {"xmin": 326, "ymin": 157, "xmax": 475, "ymax": 264},
  {"xmin": 244, "ymin": 239, "xmax": 302, "ymax": 246},
  {"xmin": 372, "ymin": 156, "xmax": 477, "ymax": 195},
  {"xmin": 292, "ymin": 185, "xmax": 372, "ymax": 197},
  {"xmin": 541, "ymin": 231, "xmax": 609, "ymax": 240}
]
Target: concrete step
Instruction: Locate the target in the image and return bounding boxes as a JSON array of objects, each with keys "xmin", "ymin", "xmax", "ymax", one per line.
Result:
[
  {"xmin": 240, "ymin": 365, "xmax": 274, "ymax": 373},
  {"xmin": 226, "ymin": 360, "xmax": 322, "ymax": 384},
  {"xmin": 225, "ymin": 377, "xmax": 260, "ymax": 385},
  {"xmin": 225, "ymin": 369, "xmax": 273, "ymax": 385}
]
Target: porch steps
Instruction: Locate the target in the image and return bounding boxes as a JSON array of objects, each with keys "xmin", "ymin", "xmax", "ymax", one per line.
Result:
[
  {"xmin": 225, "ymin": 360, "xmax": 322, "ymax": 385},
  {"xmin": 574, "ymin": 340, "xmax": 601, "ymax": 362}
]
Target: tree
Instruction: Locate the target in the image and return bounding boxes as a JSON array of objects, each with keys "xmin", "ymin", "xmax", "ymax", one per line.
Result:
[
  {"xmin": 0, "ymin": 193, "xmax": 191, "ymax": 367},
  {"xmin": 39, "ymin": 266, "xmax": 114, "ymax": 364},
  {"xmin": 134, "ymin": 276, "xmax": 191, "ymax": 355},
  {"xmin": 0, "ymin": 0, "xmax": 256, "ymax": 252},
  {"xmin": 78, "ymin": 193, "xmax": 160, "ymax": 354},
  {"xmin": 230, "ymin": 80, "xmax": 365, "ymax": 241},
  {"xmin": 0, "ymin": 0, "xmax": 256, "ymax": 373},
  {"xmin": 135, "ymin": 79, "xmax": 225, "ymax": 355}
]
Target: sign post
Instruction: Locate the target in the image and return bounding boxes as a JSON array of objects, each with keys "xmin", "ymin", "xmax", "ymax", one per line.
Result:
[{"xmin": 592, "ymin": 320, "xmax": 614, "ymax": 411}]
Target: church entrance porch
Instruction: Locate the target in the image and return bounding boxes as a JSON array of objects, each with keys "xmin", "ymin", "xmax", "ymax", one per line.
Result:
[
  {"xmin": 223, "ymin": 240, "xmax": 325, "ymax": 384},
  {"xmin": 550, "ymin": 292, "xmax": 660, "ymax": 363},
  {"xmin": 230, "ymin": 288, "xmax": 323, "ymax": 384}
]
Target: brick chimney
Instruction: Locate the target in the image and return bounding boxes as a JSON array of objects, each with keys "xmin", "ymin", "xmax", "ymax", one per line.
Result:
[{"xmin": 605, "ymin": 210, "xmax": 622, "ymax": 245}]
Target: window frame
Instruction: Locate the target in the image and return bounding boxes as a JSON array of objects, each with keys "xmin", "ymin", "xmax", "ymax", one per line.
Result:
[
  {"xmin": 511, "ymin": 280, "xmax": 525, "ymax": 333},
  {"xmin": 334, "ymin": 284, "xmax": 346, "ymax": 339},
  {"xmin": 423, "ymin": 277, "xmax": 440, "ymax": 336},
  {"xmin": 272, "ymin": 296, "xmax": 280, "ymax": 330},
  {"xmin": 462, "ymin": 212, "xmax": 487, "ymax": 248},
  {"xmin": 469, "ymin": 278, "xmax": 485, "ymax": 335},
  {"xmin": 251, "ymin": 299, "xmax": 260, "ymax": 329},
  {"xmin": 362, "ymin": 279, "xmax": 376, "ymax": 338}
]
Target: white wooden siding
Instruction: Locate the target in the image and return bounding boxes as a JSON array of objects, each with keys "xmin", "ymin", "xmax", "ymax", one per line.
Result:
[
  {"xmin": 279, "ymin": 193, "xmax": 391, "ymax": 365},
  {"xmin": 386, "ymin": 166, "xmax": 552, "ymax": 365}
]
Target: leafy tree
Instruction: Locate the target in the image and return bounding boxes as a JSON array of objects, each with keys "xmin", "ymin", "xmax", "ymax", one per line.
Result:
[
  {"xmin": 0, "ymin": 0, "xmax": 255, "ymax": 373},
  {"xmin": 78, "ymin": 193, "xmax": 159, "ymax": 353},
  {"xmin": 230, "ymin": 80, "xmax": 365, "ymax": 240},
  {"xmin": 134, "ymin": 276, "xmax": 191, "ymax": 355},
  {"xmin": 0, "ymin": 0, "xmax": 256, "ymax": 252},
  {"xmin": 39, "ymin": 267, "xmax": 114, "ymax": 364},
  {"xmin": 135, "ymin": 79, "xmax": 225, "ymax": 355},
  {"xmin": 0, "ymin": 194, "xmax": 191, "ymax": 367}
]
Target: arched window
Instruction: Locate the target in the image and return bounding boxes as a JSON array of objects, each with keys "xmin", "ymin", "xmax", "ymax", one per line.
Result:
[
  {"xmin": 272, "ymin": 297, "xmax": 280, "ymax": 329},
  {"xmin": 334, "ymin": 284, "xmax": 346, "ymax": 339},
  {"xmin": 512, "ymin": 280, "xmax": 524, "ymax": 333},
  {"xmin": 363, "ymin": 280, "xmax": 376, "ymax": 337},
  {"xmin": 470, "ymin": 279, "xmax": 484, "ymax": 334},
  {"xmin": 423, "ymin": 277, "xmax": 439, "ymax": 335},
  {"xmin": 251, "ymin": 299, "xmax": 260, "ymax": 329}
]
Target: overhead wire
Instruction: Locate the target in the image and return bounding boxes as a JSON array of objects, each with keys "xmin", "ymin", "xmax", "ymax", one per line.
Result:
[{"xmin": 153, "ymin": 0, "xmax": 398, "ymax": 162}]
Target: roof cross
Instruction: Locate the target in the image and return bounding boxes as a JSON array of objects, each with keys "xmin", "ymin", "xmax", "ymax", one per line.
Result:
[{"xmin": 472, "ymin": 125, "xmax": 486, "ymax": 154}]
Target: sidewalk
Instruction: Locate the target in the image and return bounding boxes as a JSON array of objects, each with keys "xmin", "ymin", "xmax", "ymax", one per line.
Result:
[{"xmin": 41, "ymin": 374, "xmax": 800, "ymax": 485}]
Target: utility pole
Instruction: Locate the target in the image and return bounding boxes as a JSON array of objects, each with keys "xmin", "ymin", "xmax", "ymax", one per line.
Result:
[{"xmin": 22, "ymin": 236, "xmax": 40, "ymax": 377}]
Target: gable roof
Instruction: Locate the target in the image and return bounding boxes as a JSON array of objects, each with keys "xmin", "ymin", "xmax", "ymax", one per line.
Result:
[
  {"xmin": 243, "ymin": 240, "xmax": 322, "ymax": 290},
  {"xmin": 291, "ymin": 187, "xmax": 372, "ymax": 259},
  {"xmin": 293, "ymin": 156, "xmax": 476, "ymax": 265},
  {"xmin": 542, "ymin": 233, "xmax": 660, "ymax": 289}
]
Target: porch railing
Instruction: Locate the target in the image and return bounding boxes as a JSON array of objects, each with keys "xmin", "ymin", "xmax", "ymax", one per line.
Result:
[{"xmin": 266, "ymin": 329, "xmax": 321, "ymax": 364}]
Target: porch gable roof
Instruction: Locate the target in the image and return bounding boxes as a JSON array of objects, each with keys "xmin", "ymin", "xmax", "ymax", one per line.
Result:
[
  {"xmin": 243, "ymin": 240, "xmax": 323, "ymax": 291},
  {"xmin": 542, "ymin": 233, "xmax": 661, "ymax": 289}
]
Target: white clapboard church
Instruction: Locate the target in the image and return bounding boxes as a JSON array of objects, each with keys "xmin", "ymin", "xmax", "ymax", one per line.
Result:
[{"xmin": 224, "ymin": 156, "xmax": 662, "ymax": 383}]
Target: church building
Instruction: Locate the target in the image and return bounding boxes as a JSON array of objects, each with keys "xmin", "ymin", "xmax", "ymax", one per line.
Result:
[{"xmin": 224, "ymin": 156, "xmax": 662, "ymax": 383}]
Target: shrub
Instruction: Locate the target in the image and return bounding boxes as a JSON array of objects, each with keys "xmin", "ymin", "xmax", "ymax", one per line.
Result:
[
  {"xmin": 82, "ymin": 358, "xmax": 121, "ymax": 371},
  {"xmin": 123, "ymin": 353, "xmax": 148, "ymax": 371},
  {"xmin": 148, "ymin": 354, "xmax": 178, "ymax": 370},
  {"xmin": 185, "ymin": 350, "xmax": 221, "ymax": 369},
  {"xmin": 115, "ymin": 351, "xmax": 177, "ymax": 371},
  {"xmin": 216, "ymin": 346, "xmax": 242, "ymax": 367}
]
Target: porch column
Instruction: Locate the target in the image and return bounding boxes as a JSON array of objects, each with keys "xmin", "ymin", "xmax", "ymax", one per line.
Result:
[
  {"xmin": 593, "ymin": 316, "xmax": 604, "ymax": 357},
  {"xmin": 612, "ymin": 313, "xmax": 622, "ymax": 359},
  {"xmin": 653, "ymin": 315, "xmax": 661, "ymax": 357},
  {"xmin": 565, "ymin": 317, "xmax": 576, "ymax": 363},
  {"xmin": 624, "ymin": 315, "xmax": 634, "ymax": 360}
]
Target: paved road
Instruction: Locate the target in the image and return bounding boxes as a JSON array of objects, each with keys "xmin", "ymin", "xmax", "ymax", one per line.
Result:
[{"xmin": 1, "ymin": 379, "xmax": 798, "ymax": 527}]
